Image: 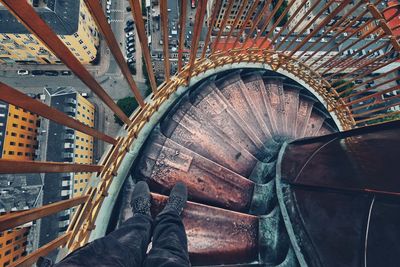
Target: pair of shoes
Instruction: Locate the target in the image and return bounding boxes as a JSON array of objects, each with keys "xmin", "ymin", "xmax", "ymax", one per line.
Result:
[{"xmin": 131, "ymin": 181, "xmax": 187, "ymax": 216}]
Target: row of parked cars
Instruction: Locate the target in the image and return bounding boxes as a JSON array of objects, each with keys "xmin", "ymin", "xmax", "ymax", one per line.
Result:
[
  {"xmin": 106, "ymin": 0, "xmax": 112, "ymax": 24},
  {"xmin": 17, "ymin": 70, "xmax": 72, "ymax": 76},
  {"xmin": 124, "ymin": 20, "xmax": 136, "ymax": 67}
]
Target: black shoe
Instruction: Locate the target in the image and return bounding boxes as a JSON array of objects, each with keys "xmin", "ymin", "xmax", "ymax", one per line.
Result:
[
  {"xmin": 131, "ymin": 181, "xmax": 151, "ymax": 216},
  {"xmin": 160, "ymin": 182, "xmax": 188, "ymax": 216}
]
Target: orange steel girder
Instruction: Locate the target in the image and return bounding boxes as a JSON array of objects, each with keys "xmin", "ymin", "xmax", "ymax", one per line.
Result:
[
  {"xmin": 0, "ymin": 82, "xmax": 117, "ymax": 145},
  {"xmin": 128, "ymin": 0, "xmax": 158, "ymax": 93},
  {"xmin": 0, "ymin": 0, "xmax": 131, "ymax": 125},
  {"xmin": 83, "ymin": 0, "xmax": 145, "ymax": 107},
  {"xmin": 160, "ymin": 0, "xmax": 171, "ymax": 82}
]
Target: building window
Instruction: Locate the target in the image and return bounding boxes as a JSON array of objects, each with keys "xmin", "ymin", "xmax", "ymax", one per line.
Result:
[
  {"xmin": 12, "ymin": 123, "xmax": 17, "ymax": 128},
  {"xmin": 11, "ymin": 132, "xmax": 17, "ymax": 137},
  {"xmin": 10, "ymin": 142, "xmax": 15, "ymax": 146}
]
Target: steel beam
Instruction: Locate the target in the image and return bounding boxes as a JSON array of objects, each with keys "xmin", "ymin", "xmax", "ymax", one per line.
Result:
[
  {"xmin": 0, "ymin": 159, "xmax": 103, "ymax": 174},
  {"xmin": 202, "ymin": 0, "xmax": 222, "ymax": 58},
  {"xmin": 263, "ymin": 0, "xmax": 307, "ymax": 49},
  {"xmin": 232, "ymin": 0, "xmax": 261, "ymax": 48},
  {"xmin": 211, "ymin": 0, "xmax": 234, "ymax": 53},
  {"xmin": 0, "ymin": 196, "xmax": 88, "ymax": 231},
  {"xmin": 128, "ymin": 0, "xmax": 158, "ymax": 93},
  {"xmin": 83, "ymin": 0, "xmax": 145, "ymax": 107},
  {"xmin": 223, "ymin": 0, "xmax": 248, "ymax": 51},
  {"xmin": 187, "ymin": 0, "xmax": 207, "ymax": 84},
  {"xmin": 160, "ymin": 0, "xmax": 171, "ymax": 81},
  {"xmin": 0, "ymin": 0, "xmax": 131, "ymax": 125},
  {"xmin": 178, "ymin": 0, "xmax": 187, "ymax": 71},
  {"xmin": 13, "ymin": 233, "xmax": 71, "ymax": 267},
  {"xmin": 0, "ymin": 82, "xmax": 117, "ymax": 145}
]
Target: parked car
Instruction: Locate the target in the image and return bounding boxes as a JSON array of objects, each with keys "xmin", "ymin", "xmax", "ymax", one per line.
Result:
[
  {"xmin": 107, "ymin": 16, "xmax": 111, "ymax": 24},
  {"xmin": 31, "ymin": 70, "xmax": 44, "ymax": 76},
  {"xmin": 127, "ymin": 58, "xmax": 135, "ymax": 64},
  {"xmin": 127, "ymin": 42, "xmax": 135, "ymax": 49},
  {"xmin": 44, "ymin": 70, "xmax": 59, "ymax": 76},
  {"xmin": 127, "ymin": 52, "xmax": 135, "ymax": 58},
  {"xmin": 126, "ymin": 36, "xmax": 135, "ymax": 43},
  {"xmin": 127, "ymin": 47, "xmax": 135, "ymax": 53},
  {"xmin": 61, "ymin": 70, "xmax": 72, "ymax": 76},
  {"xmin": 124, "ymin": 25, "xmax": 134, "ymax": 33},
  {"xmin": 126, "ymin": 31, "xmax": 134, "ymax": 38},
  {"xmin": 126, "ymin": 20, "xmax": 134, "ymax": 26},
  {"xmin": 17, "ymin": 70, "xmax": 29, "ymax": 75},
  {"xmin": 106, "ymin": 0, "xmax": 111, "ymax": 5},
  {"xmin": 126, "ymin": 6, "xmax": 131, "ymax": 12}
]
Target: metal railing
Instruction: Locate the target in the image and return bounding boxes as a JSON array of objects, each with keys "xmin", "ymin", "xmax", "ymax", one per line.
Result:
[{"xmin": 0, "ymin": 0, "xmax": 399, "ymax": 265}]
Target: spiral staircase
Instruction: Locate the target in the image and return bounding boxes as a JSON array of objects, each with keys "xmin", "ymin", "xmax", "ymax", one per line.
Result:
[
  {"xmin": 0, "ymin": 0, "xmax": 399, "ymax": 266},
  {"xmin": 130, "ymin": 69, "xmax": 337, "ymax": 266}
]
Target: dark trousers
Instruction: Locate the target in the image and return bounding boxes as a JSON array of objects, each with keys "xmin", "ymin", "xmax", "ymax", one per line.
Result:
[{"xmin": 55, "ymin": 210, "xmax": 190, "ymax": 267}]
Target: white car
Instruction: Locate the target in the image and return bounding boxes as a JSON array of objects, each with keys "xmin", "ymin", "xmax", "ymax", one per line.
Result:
[
  {"xmin": 107, "ymin": 0, "xmax": 111, "ymax": 5},
  {"xmin": 17, "ymin": 70, "xmax": 29, "ymax": 75},
  {"xmin": 126, "ymin": 32, "xmax": 134, "ymax": 38}
]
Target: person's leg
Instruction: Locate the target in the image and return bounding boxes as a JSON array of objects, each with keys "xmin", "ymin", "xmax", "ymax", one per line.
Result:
[
  {"xmin": 144, "ymin": 182, "xmax": 190, "ymax": 267},
  {"xmin": 55, "ymin": 181, "xmax": 153, "ymax": 267}
]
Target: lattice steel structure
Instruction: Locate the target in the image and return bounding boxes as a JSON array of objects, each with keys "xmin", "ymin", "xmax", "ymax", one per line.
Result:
[{"xmin": 0, "ymin": 0, "xmax": 399, "ymax": 266}]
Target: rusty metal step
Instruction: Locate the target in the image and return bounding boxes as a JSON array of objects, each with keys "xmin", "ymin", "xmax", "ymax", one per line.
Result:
[
  {"xmin": 187, "ymin": 84, "xmax": 268, "ymax": 161},
  {"xmin": 151, "ymin": 193, "xmax": 259, "ymax": 266},
  {"xmin": 135, "ymin": 129, "xmax": 255, "ymax": 212},
  {"xmin": 160, "ymin": 99, "xmax": 260, "ymax": 177},
  {"xmin": 295, "ymin": 98, "xmax": 314, "ymax": 138},
  {"xmin": 215, "ymin": 73, "xmax": 275, "ymax": 150},
  {"xmin": 304, "ymin": 111, "xmax": 326, "ymax": 137},
  {"xmin": 241, "ymin": 72, "xmax": 279, "ymax": 141},
  {"xmin": 317, "ymin": 122, "xmax": 335, "ymax": 136},
  {"xmin": 263, "ymin": 76, "xmax": 286, "ymax": 139},
  {"xmin": 282, "ymin": 88, "xmax": 300, "ymax": 139}
]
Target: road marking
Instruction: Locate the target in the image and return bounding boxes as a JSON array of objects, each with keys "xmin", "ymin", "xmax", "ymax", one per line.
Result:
[
  {"xmin": 110, "ymin": 9, "xmax": 123, "ymax": 12},
  {"xmin": 111, "ymin": 19, "xmax": 123, "ymax": 22}
]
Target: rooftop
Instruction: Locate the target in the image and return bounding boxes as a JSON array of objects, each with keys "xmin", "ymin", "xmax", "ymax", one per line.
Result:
[{"xmin": 0, "ymin": 0, "xmax": 80, "ymax": 35}]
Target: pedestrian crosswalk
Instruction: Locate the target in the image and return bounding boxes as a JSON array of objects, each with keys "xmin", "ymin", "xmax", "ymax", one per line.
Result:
[
  {"xmin": 110, "ymin": 9, "xmax": 123, "ymax": 12},
  {"xmin": 110, "ymin": 19, "xmax": 123, "ymax": 22}
]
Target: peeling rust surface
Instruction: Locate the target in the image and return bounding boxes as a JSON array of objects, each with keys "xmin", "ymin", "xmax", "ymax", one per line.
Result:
[
  {"xmin": 283, "ymin": 88, "xmax": 300, "ymax": 138},
  {"xmin": 136, "ymin": 131, "xmax": 255, "ymax": 211},
  {"xmin": 305, "ymin": 112, "xmax": 325, "ymax": 137},
  {"xmin": 296, "ymin": 100, "xmax": 314, "ymax": 138},
  {"xmin": 151, "ymin": 194, "xmax": 259, "ymax": 265}
]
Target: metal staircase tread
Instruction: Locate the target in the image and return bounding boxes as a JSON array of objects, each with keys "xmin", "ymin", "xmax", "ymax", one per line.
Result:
[
  {"xmin": 135, "ymin": 130, "xmax": 256, "ymax": 212},
  {"xmin": 151, "ymin": 193, "xmax": 259, "ymax": 266},
  {"xmin": 190, "ymin": 82, "xmax": 267, "ymax": 153}
]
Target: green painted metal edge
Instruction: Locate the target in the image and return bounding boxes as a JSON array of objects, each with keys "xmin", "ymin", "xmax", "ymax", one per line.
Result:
[{"xmin": 275, "ymin": 141, "xmax": 308, "ymax": 267}]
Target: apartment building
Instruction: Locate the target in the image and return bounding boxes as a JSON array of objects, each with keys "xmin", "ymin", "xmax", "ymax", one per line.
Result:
[
  {"xmin": 38, "ymin": 87, "xmax": 95, "ymax": 260},
  {"xmin": 0, "ymin": 0, "xmax": 99, "ymax": 64}
]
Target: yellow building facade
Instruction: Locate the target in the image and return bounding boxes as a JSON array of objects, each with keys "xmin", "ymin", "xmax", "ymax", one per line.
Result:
[
  {"xmin": 0, "ymin": 0, "xmax": 99, "ymax": 64},
  {"xmin": 0, "ymin": 101, "xmax": 39, "ymax": 266},
  {"xmin": 73, "ymin": 94, "xmax": 95, "ymax": 195},
  {"xmin": 0, "ymin": 227, "xmax": 29, "ymax": 267},
  {"xmin": 0, "ymin": 104, "xmax": 38, "ymax": 161}
]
